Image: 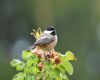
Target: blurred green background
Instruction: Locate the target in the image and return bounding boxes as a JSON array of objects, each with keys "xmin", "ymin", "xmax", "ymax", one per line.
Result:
[{"xmin": 0, "ymin": 0, "xmax": 100, "ymax": 80}]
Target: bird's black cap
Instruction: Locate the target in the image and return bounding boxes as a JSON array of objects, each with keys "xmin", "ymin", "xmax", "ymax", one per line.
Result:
[
  {"xmin": 46, "ymin": 26, "xmax": 55, "ymax": 31},
  {"xmin": 46, "ymin": 26, "xmax": 56, "ymax": 35}
]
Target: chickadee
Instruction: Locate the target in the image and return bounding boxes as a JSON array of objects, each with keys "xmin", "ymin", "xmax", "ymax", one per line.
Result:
[{"xmin": 28, "ymin": 26, "xmax": 58, "ymax": 51}]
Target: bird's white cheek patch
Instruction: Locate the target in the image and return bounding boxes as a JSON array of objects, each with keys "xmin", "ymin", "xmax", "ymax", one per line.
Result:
[{"xmin": 44, "ymin": 30, "xmax": 52, "ymax": 34}]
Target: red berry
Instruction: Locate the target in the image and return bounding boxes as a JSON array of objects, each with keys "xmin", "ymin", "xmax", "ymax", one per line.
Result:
[
  {"xmin": 45, "ymin": 53, "xmax": 51, "ymax": 58},
  {"xmin": 38, "ymin": 62, "xmax": 43, "ymax": 71},
  {"xmin": 54, "ymin": 56, "xmax": 60, "ymax": 64}
]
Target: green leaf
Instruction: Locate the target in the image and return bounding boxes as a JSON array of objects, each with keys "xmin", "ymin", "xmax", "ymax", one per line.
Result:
[
  {"xmin": 16, "ymin": 62, "xmax": 25, "ymax": 71},
  {"xmin": 60, "ymin": 73, "xmax": 69, "ymax": 80},
  {"xmin": 32, "ymin": 66, "xmax": 39, "ymax": 74},
  {"xmin": 65, "ymin": 51, "xmax": 77, "ymax": 61},
  {"xmin": 56, "ymin": 64, "xmax": 65, "ymax": 75},
  {"xmin": 32, "ymin": 58, "xmax": 38, "ymax": 66},
  {"xmin": 31, "ymin": 76, "xmax": 34, "ymax": 80},
  {"xmin": 54, "ymin": 68, "xmax": 62, "ymax": 80},
  {"xmin": 24, "ymin": 65, "xmax": 39, "ymax": 74},
  {"xmin": 12, "ymin": 72, "xmax": 26, "ymax": 80},
  {"xmin": 22, "ymin": 50, "xmax": 33, "ymax": 61},
  {"xmin": 26, "ymin": 74, "xmax": 32, "ymax": 80},
  {"xmin": 10, "ymin": 59, "xmax": 24, "ymax": 67},
  {"xmin": 26, "ymin": 58, "xmax": 34, "ymax": 67},
  {"xmin": 61, "ymin": 61, "xmax": 73, "ymax": 75},
  {"xmin": 24, "ymin": 66, "xmax": 33, "ymax": 74},
  {"xmin": 10, "ymin": 59, "xmax": 25, "ymax": 71},
  {"xmin": 26, "ymin": 57, "xmax": 38, "ymax": 67},
  {"xmin": 26, "ymin": 75, "xmax": 34, "ymax": 80},
  {"xmin": 47, "ymin": 68, "xmax": 61, "ymax": 80},
  {"xmin": 44, "ymin": 61, "xmax": 51, "ymax": 71}
]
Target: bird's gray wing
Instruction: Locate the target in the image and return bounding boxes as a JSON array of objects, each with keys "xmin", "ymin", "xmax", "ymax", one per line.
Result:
[{"xmin": 34, "ymin": 36, "xmax": 54, "ymax": 46}]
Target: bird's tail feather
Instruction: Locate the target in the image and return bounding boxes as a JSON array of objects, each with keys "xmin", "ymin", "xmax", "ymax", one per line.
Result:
[{"xmin": 26, "ymin": 45, "xmax": 35, "ymax": 51}]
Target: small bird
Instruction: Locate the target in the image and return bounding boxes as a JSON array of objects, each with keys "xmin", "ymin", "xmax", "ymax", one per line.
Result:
[
  {"xmin": 27, "ymin": 26, "xmax": 58, "ymax": 52},
  {"xmin": 35, "ymin": 26, "xmax": 57, "ymax": 51}
]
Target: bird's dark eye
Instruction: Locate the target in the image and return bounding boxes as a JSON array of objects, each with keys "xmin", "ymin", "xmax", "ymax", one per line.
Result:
[
  {"xmin": 51, "ymin": 30, "xmax": 56, "ymax": 35},
  {"xmin": 47, "ymin": 26, "xmax": 54, "ymax": 31}
]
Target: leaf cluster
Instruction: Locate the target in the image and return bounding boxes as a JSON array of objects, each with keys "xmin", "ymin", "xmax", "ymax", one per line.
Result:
[{"xmin": 10, "ymin": 50, "xmax": 76, "ymax": 80}]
